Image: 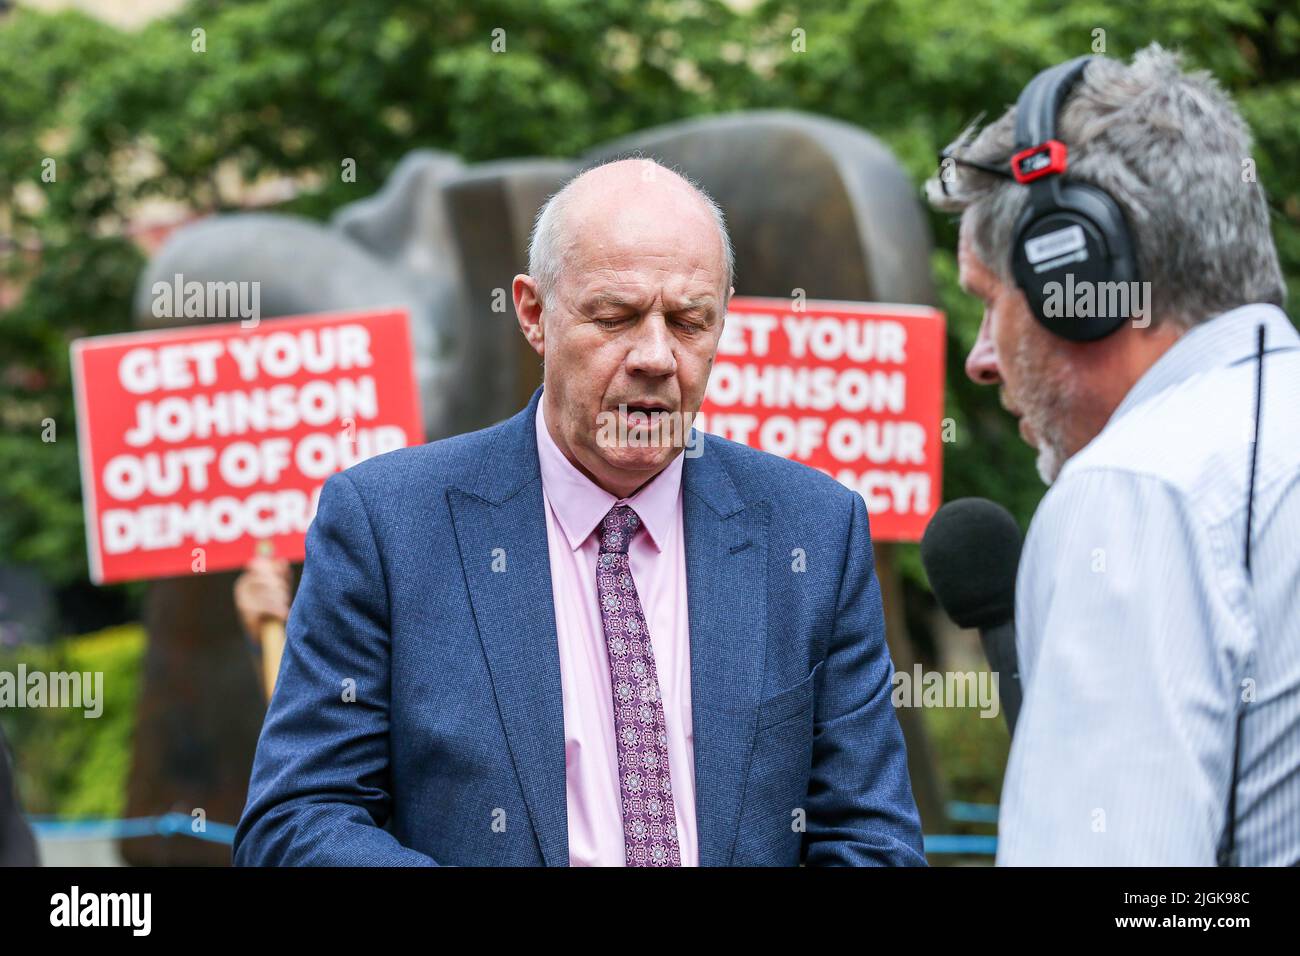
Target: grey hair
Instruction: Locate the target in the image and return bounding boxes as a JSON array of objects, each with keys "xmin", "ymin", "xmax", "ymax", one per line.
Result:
[
  {"xmin": 924, "ymin": 44, "xmax": 1285, "ymax": 328},
  {"xmin": 527, "ymin": 156, "xmax": 735, "ymax": 306}
]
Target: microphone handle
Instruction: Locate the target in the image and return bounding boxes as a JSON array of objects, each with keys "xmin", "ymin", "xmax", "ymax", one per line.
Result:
[{"xmin": 978, "ymin": 619, "xmax": 1022, "ymax": 736}]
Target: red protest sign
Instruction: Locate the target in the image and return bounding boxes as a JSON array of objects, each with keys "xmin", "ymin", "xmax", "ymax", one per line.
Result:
[
  {"xmin": 697, "ymin": 296, "xmax": 945, "ymax": 542},
  {"xmin": 71, "ymin": 308, "xmax": 424, "ymax": 584}
]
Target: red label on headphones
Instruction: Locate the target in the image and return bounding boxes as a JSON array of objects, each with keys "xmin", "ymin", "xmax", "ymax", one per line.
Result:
[{"xmin": 1011, "ymin": 140, "xmax": 1068, "ymax": 183}]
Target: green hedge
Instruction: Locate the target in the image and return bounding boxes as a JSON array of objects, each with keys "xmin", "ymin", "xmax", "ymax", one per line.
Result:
[
  {"xmin": 2, "ymin": 624, "xmax": 1010, "ymax": 826},
  {"xmin": 0, "ymin": 625, "xmax": 145, "ymax": 818}
]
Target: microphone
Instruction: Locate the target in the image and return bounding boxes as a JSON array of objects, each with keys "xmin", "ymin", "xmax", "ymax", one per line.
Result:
[{"xmin": 920, "ymin": 497, "xmax": 1024, "ymax": 735}]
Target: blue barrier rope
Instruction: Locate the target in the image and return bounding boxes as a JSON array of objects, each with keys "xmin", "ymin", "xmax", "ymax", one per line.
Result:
[
  {"xmin": 946, "ymin": 800, "xmax": 1001, "ymax": 824},
  {"xmin": 29, "ymin": 812, "xmax": 237, "ymax": 845},
  {"xmin": 29, "ymin": 802, "xmax": 1001, "ymax": 855},
  {"xmin": 924, "ymin": 834, "xmax": 998, "ymax": 856}
]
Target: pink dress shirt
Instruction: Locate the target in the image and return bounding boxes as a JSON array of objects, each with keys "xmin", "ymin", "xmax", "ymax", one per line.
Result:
[{"xmin": 534, "ymin": 402, "xmax": 698, "ymax": 867}]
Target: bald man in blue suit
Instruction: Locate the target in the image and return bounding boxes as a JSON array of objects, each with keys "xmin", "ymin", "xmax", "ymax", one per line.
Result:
[{"xmin": 235, "ymin": 159, "xmax": 924, "ymax": 867}]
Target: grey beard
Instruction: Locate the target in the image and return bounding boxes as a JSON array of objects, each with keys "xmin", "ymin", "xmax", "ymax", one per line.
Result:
[
  {"xmin": 1011, "ymin": 335, "xmax": 1074, "ymax": 486},
  {"xmin": 1034, "ymin": 439, "xmax": 1065, "ymax": 485}
]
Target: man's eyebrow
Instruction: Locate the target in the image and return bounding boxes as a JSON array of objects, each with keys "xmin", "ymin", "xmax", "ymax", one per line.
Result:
[
  {"xmin": 582, "ymin": 293, "xmax": 718, "ymax": 315},
  {"xmin": 666, "ymin": 298, "xmax": 718, "ymax": 315},
  {"xmin": 583, "ymin": 293, "xmax": 644, "ymax": 310}
]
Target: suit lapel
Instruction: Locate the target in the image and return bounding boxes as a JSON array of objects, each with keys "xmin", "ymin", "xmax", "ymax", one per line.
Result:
[
  {"xmin": 448, "ymin": 392, "xmax": 569, "ymax": 866},
  {"xmin": 683, "ymin": 442, "xmax": 768, "ymax": 866}
]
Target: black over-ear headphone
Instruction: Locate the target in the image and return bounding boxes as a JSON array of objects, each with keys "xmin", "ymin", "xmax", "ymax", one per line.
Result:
[{"xmin": 1010, "ymin": 55, "xmax": 1140, "ymax": 341}]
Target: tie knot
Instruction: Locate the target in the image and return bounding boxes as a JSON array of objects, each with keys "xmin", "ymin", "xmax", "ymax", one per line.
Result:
[{"xmin": 598, "ymin": 505, "xmax": 641, "ymax": 555}]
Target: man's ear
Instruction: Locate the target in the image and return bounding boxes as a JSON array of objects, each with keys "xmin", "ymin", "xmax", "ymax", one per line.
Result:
[{"xmin": 513, "ymin": 274, "xmax": 545, "ymax": 358}]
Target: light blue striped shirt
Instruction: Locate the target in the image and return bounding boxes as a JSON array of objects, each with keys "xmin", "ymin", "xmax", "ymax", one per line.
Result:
[{"xmin": 997, "ymin": 303, "xmax": 1300, "ymax": 866}]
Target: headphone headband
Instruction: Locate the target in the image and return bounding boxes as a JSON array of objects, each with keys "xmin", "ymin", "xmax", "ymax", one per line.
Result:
[{"xmin": 1013, "ymin": 56, "xmax": 1092, "ymax": 152}]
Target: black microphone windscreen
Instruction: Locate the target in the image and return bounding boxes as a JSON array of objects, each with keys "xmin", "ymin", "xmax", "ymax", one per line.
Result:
[{"xmin": 920, "ymin": 497, "xmax": 1023, "ymax": 630}]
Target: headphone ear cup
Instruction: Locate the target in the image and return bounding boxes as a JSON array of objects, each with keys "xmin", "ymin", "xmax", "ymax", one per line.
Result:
[{"xmin": 1011, "ymin": 182, "xmax": 1139, "ymax": 342}]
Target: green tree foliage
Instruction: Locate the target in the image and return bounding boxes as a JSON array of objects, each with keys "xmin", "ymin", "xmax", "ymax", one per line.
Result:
[{"xmin": 1, "ymin": 0, "xmax": 1296, "ymax": 592}]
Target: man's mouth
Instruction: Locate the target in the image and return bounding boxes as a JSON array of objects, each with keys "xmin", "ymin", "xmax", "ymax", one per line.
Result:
[
  {"xmin": 617, "ymin": 402, "xmax": 674, "ymax": 424},
  {"xmin": 597, "ymin": 401, "xmax": 692, "ymax": 452},
  {"xmin": 998, "ymin": 390, "xmax": 1036, "ymax": 445}
]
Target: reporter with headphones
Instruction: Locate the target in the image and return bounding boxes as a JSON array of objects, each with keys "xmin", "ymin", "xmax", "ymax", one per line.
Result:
[{"xmin": 926, "ymin": 45, "xmax": 1300, "ymax": 865}]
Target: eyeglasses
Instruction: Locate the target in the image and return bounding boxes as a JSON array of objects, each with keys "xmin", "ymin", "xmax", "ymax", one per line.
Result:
[{"xmin": 937, "ymin": 111, "xmax": 1014, "ymax": 197}]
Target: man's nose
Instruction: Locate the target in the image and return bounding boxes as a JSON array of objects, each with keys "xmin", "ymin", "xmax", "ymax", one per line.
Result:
[
  {"xmin": 627, "ymin": 317, "xmax": 678, "ymax": 377},
  {"xmin": 965, "ymin": 312, "xmax": 1002, "ymax": 386}
]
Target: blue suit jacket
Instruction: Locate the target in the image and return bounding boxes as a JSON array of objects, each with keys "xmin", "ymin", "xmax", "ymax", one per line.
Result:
[{"xmin": 234, "ymin": 390, "xmax": 925, "ymax": 866}]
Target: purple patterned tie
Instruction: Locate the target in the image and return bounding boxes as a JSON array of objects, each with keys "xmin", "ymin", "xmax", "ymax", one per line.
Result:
[{"xmin": 596, "ymin": 504, "xmax": 681, "ymax": 867}]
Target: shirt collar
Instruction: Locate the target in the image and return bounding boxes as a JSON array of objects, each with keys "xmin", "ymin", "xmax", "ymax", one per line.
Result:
[
  {"xmin": 534, "ymin": 398, "xmax": 683, "ymax": 553},
  {"xmin": 1112, "ymin": 303, "xmax": 1299, "ymax": 423}
]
